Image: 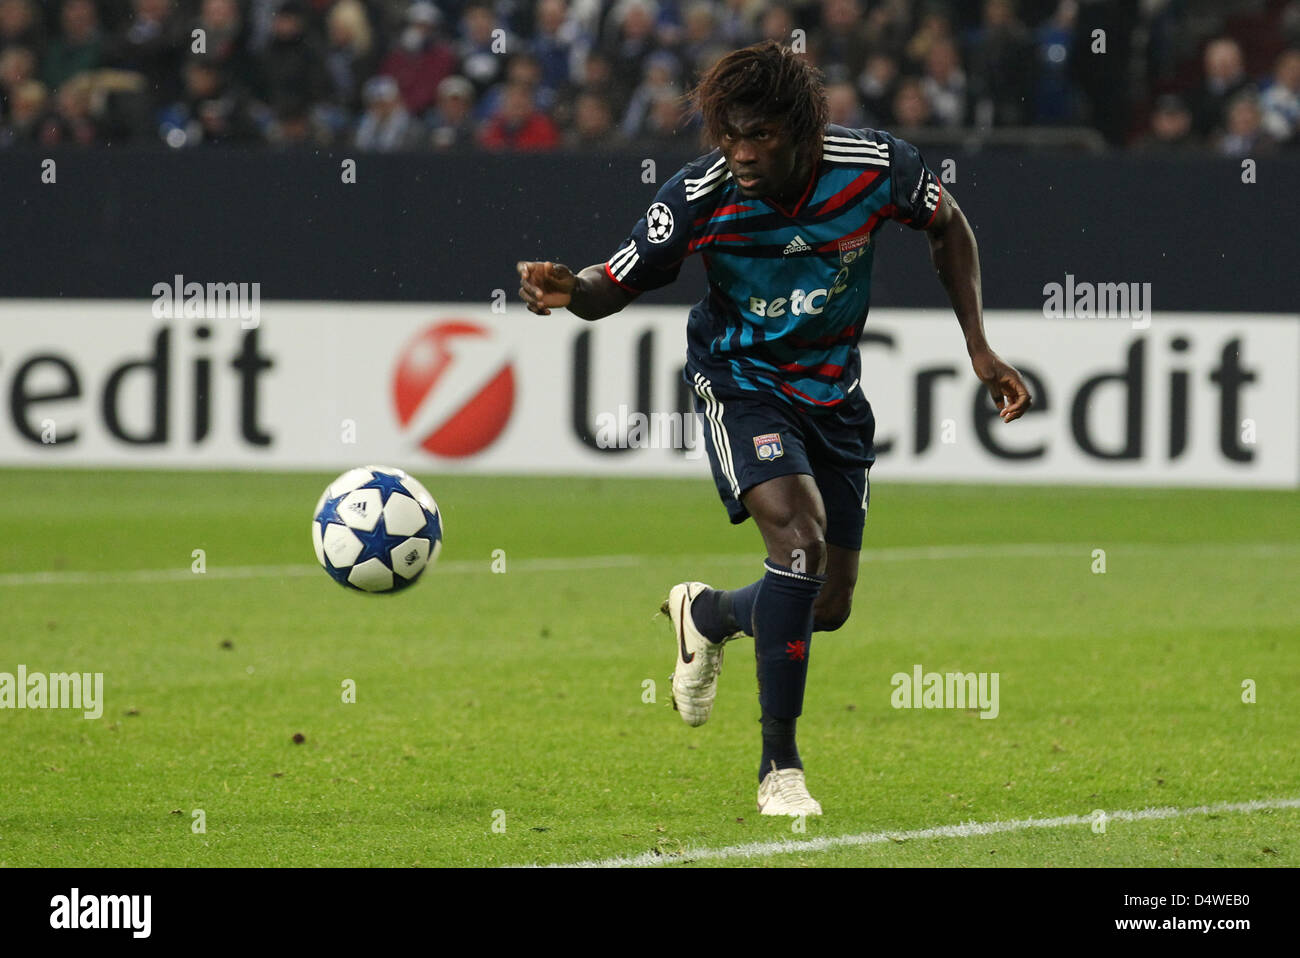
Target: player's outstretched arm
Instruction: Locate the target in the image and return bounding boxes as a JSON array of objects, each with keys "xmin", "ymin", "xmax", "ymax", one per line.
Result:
[
  {"xmin": 925, "ymin": 190, "xmax": 1032, "ymax": 423},
  {"xmin": 516, "ymin": 261, "xmax": 638, "ymax": 321}
]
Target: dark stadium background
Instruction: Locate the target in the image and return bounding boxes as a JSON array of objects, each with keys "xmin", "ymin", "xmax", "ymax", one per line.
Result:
[{"xmin": 0, "ymin": 0, "xmax": 1297, "ymax": 308}]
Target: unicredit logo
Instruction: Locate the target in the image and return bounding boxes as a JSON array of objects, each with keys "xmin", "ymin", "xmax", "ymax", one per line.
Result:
[{"xmin": 392, "ymin": 321, "xmax": 515, "ymax": 458}]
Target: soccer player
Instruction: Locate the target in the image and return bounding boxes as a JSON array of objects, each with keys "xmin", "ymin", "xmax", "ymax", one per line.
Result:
[{"xmin": 517, "ymin": 41, "xmax": 1030, "ymax": 816}]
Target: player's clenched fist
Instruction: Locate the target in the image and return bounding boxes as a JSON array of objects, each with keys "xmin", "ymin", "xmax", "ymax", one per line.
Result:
[{"xmin": 517, "ymin": 261, "xmax": 577, "ymax": 315}]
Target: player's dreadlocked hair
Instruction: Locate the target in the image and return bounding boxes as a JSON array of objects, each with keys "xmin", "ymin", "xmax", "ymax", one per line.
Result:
[{"xmin": 691, "ymin": 41, "xmax": 828, "ymax": 150}]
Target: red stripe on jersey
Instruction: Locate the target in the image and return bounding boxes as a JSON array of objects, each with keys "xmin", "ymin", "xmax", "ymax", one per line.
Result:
[
  {"xmin": 778, "ymin": 360, "xmax": 845, "ymax": 378},
  {"xmin": 785, "ymin": 326, "xmax": 860, "ymax": 348},
  {"xmin": 815, "ymin": 169, "xmax": 883, "ymax": 218},
  {"xmin": 694, "ymin": 203, "xmax": 755, "ymax": 227}
]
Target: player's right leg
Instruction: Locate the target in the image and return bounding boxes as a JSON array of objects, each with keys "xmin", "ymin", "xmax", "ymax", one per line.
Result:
[{"xmin": 663, "ymin": 376, "xmax": 813, "ymax": 728}]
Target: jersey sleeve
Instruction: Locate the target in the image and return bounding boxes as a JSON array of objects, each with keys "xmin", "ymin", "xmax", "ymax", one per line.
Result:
[
  {"xmin": 885, "ymin": 132, "xmax": 943, "ymax": 229},
  {"xmin": 602, "ymin": 173, "xmax": 693, "ymax": 293}
]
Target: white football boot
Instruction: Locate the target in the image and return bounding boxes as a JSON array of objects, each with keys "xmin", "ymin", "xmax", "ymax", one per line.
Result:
[
  {"xmin": 757, "ymin": 762, "xmax": 823, "ymax": 816},
  {"xmin": 661, "ymin": 581, "xmax": 738, "ymax": 727}
]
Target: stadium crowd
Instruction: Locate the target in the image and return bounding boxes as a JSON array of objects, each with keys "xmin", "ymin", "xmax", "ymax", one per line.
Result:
[{"xmin": 0, "ymin": 0, "xmax": 1297, "ymax": 152}]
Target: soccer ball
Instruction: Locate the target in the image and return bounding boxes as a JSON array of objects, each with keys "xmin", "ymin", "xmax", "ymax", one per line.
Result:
[{"xmin": 312, "ymin": 465, "xmax": 443, "ymax": 593}]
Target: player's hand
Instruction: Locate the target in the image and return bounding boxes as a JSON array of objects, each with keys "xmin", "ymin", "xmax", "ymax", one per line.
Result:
[
  {"xmin": 516, "ymin": 261, "xmax": 577, "ymax": 315},
  {"xmin": 970, "ymin": 348, "xmax": 1031, "ymax": 423}
]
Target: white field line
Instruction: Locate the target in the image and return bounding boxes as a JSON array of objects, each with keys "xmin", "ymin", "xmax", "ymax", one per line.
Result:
[
  {"xmin": 538, "ymin": 797, "xmax": 1300, "ymax": 869},
  {"xmin": 1, "ymin": 542, "xmax": 1296, "ymax": 588}
]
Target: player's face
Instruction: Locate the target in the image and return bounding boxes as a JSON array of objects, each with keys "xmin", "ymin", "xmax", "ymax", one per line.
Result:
[{"xmin": 718, "ymin": 109, "xmax": 801, "ymax": 199}]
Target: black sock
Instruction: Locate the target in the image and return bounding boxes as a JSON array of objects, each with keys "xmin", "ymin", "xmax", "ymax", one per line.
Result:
[
  {"xmin": 691, "ymin": 580, "xmax": 763, "ymax": 641},
  {"xmin": 759, "ymin": 712, "xmax": 801, "ymax": 780},
  {"xmin": 689, "ymin": 587, "xmax": 733, "ymax": 643},
  {"xmin": 752, "ymin": 559, "xmax": 823, "ymax": 780},
  {"xmin": 752, "ymin": 559, "xmax": 822, "ymax": 716}
]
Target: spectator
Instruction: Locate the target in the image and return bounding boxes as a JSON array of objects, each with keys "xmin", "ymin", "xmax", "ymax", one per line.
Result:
[
  {"xmin": 479, "ymin": 80, "xmax": 559, "ymax": 149},
  {"xmin": 566, "ymin": 88, "xmax": 620, "ymax": 147},
  {"xmin": 965, "ymin": 0, "xmax": 1033, "ymax": 127},
  {"xmin": 159, "ymin": 57, "xmax": 259, "ymax": 146},
  {"xmin": 620, "ymin": 48, "xmax": 679, "ymax": 139},
  {"xmin": 193, "ymin": 0, "xmax": 257, "ymax": 93},
  {"xmin": 560, "ymin": 48, "xmax": 628, "ymax": 127},
  {"xmin": 40, "ymin": 71, "xmax": 100, "ymax": 145},
  {"xmin": 43, "ymin": 0, "xmax": 103, "ymax": 91},
  {"xmin": 260, "ymin": 1, "xmax": 328, "ymax": 118},
  {"xmin": 0, "ymin": 76, "xmax": 45, "ymax": 145},
  {"xmin": 757, "ymin": 5, "xmax": 794, "ymax": 47},
  {"xmin": 1069, "ymin": 0, "xmax": 1137, "ymax": 144},
  {"xmin": 0, "ymin": 42, "xmax": 36, "ymax": 111},
  {"xmin": 0, "ymin": 0, "xmax": 43, "ymax": 57},
  {"xmin": 864, "ymin": 0, "xmax": 912, "ymax": 56},
  {"xmin": 857, "ymin": 51, "xmax": 899, "ymax": 125},
  {"xmin": 641, "ymin": 86, "xmax": 688, "ymax": 145},
  {"xmin": 1033, "ymin": 0, "xmax": 1075, "ymax": 124},
  {"xmin": 477, "ymin": 53, "xmax": 554, "ymax": 122},
  {"xmin": 715, "ymin": 0, "xmax": 761, "ymax": 48},
  {"xmin": 1260, "ymin": 48, "xmax": 1300, "ymax": 146},
  {"xmin": 905, "ymin": 7, "xmax": 956, "ymax": 70},
  {"xmin": 354, "ymin": 73, "xmax": 421, "ymax": 150},
  {"xmin": 921, "ymin": 38, "xmax": 966, "ymax": 127},
  {"xmin": 1134, "ymin": 93, "xmax": 1197, "ymax": 151},
  {"xmin": 814, "ymin": 0, "xmax": 870, "ymax": 84},
  {"xmin": 323, "ymin": 0, "xmax": 378, "ymax": 119},
  {"xmin": 825, "ymin": 81, "xmax": 865, "ymax": 128},
  {"xmin": 892, "ymin": 76, "xmax": 933, "ymax": 132},
  {"xmin": 459, "ymin": 1, "xmax": 512, "ymax": 96},
  {"xmin": 107, "ymin": 0, "xmax": 187, "ymax": 108},
  {"xmin": 379, "ymin": 1, "xmax": 456, "ymax": 116},
  {"xmin": 1193, "ymin": 37, "xmax": 1251, "ymax": 138},
  {"xmin": 531, "ymin": 0, "xmax": 588, "ymax": 94},
  {"xmin": 1217, "ymin": 90, "xmax": 1277, "ymax": 157},
  {"xmin": 679, "ymin": 1, "xmax": 723, "ymax": 76},
  {"xmin": 428, "ymin": 73, "xmax": 477, "ymax": 149},
  {"xmin": 602, "ymin": 0, "xmax": 659, "ymax": 94}
]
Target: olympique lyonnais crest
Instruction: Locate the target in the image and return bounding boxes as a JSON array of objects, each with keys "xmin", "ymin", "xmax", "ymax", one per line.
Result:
[
  {"xmin": 753, "ymin": 433, "xmax": 784, "ymax": 461},
  {"xmin": 838, "ymin": 233, "xmax": 870, "ymax": 265}
]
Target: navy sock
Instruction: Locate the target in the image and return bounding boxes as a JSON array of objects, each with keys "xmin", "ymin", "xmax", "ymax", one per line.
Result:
[
  {"xmin": 690, "ymin": 580, "xmax": 763, "ymax": 641},
  {"xmin": 752, "ymin": 558, "xmax": 824, "ymax": 728},
  {"xmin": 759, "ymin": 712, "xmax": 801, "ymax": 780}
]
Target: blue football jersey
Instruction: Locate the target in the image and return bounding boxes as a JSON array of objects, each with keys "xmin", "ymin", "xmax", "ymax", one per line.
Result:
[{"xmin": 604, "ymin": 124, "xmax": 943, "ymax": 410}]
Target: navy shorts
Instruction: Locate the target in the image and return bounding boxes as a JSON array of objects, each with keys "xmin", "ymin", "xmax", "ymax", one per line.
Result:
[{"xmin": 689, "ymin": 373, "xmax": 877, "ymax": 551}]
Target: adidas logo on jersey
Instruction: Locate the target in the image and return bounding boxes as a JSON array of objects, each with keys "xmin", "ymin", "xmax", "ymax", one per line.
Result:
[{"xmin": 783, "ymin": 235, "xmax": 812, "ymax": 256}]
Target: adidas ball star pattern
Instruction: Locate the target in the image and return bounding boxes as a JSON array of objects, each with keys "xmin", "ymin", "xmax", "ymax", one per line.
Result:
[
  {"xmin": 645, "ymin": 202, "xmax": 674, "ymax": 243},
  {"xmin": 312, "ymin": 465, "xmax": 443, "ymax": 593}
]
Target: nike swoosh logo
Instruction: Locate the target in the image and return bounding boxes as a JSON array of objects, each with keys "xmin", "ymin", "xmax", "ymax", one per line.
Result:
[{"xmin": 678, "ymin": 594, "xmax": 695, "ymax": 664}]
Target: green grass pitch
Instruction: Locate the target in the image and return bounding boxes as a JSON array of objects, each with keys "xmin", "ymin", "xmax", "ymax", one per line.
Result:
[{"xmin": 0, "ymin": 468, "xmax": 1296, "ymax": 867}]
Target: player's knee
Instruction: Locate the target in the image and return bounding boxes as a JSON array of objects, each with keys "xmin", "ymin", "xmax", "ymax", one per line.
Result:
[
  {"xmin": 814, "ymin": 591, "xmax": 852, "ymax": 632},
  {"xmin": 772, "ymin": 523, "xmax": 826, "ymax": 574}
]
